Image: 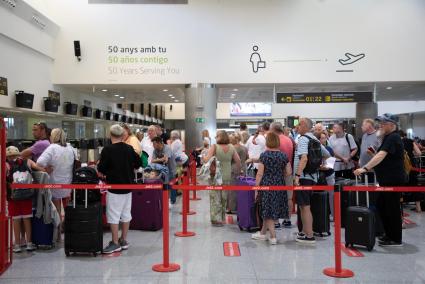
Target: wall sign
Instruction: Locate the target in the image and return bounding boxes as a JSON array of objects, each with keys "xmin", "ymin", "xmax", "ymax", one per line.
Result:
[
  {"xmin": 276, "ymin": 92, "xmax": 373, "ymax": 104},
  {"xmin": 48, "ymin": 90, "xmax": 60, "ymax": 105},
  {"xmin": 0, "ymin": 77, "xmax": 7, "ymax": 96}
]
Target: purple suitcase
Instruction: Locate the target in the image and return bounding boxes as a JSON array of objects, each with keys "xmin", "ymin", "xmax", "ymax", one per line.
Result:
[
  {"xmin": 130, "ymin": 178, "xmax": 163, "ymax": 231},
  {"xmin": 236, "ymin": 177, "xmax": 259, "ymax": 232}
]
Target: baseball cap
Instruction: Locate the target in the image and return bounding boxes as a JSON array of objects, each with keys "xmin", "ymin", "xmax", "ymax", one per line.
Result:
[
  {"xmin": 6, "ymin": 146, "xmax": 20, "ymax": 157},
  {"xmin": 110, "ymin": 124, "xmax": 124, "ymax": 137},
  {"xmin": 375, "ymin": 113, "xmax": 399, "ymax": 125}
]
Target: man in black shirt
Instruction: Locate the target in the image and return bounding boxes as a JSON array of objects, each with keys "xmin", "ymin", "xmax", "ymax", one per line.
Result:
[
  {"xmin": 98, "ymin": 124, "xmax": 142, "ymax": 254},
  {"xmin": 354, "ymin": 113, "xmax": 405, "ymax": 247}
]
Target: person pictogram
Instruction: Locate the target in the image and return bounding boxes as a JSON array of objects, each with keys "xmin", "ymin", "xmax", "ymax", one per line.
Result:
[{"xmin": 250, "ymin": 45, "xmax": 266, "ymax": 73}]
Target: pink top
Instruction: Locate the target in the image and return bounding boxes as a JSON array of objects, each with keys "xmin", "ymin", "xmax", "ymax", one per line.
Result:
[{"xmin": 278, "ymin": 134, "xmax": 294, "ymax": 165}]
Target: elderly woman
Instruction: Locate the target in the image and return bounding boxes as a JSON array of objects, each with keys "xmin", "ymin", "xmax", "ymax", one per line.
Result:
[
  {"xmin": 203, "ymin": 130, "xmax": 241, "ymax": 226},
  {"xmin": 141, "ymin": 125, "xmax": 157, "ymax": 164},
  {"xmin": 36, "ymin": 128, "xmax": 75, "ymax": 240},
  {"xmin": 121, "ymin": 123, "xmax": 142, "ymax": 155}
]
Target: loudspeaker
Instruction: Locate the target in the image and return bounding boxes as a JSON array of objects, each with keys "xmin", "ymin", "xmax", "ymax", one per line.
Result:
[
  {"xmin": 74, "ymin": 41, "xmax": 81, "ymax": 61},
  {"xmin": 82, "ymin": 106, "xmax": 92, "ymax": 117},
  {"xmin": 170, "ymin": 104, "xmax": 173, "ymax": 111},
  {"xmin": 43, "ymin": 97, "xmax": 59, "ymax": 113}
]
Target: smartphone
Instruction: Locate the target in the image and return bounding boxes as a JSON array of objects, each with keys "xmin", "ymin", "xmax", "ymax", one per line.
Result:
[{"xmin": 368, "ymin": 146, "xmax": 376, "ymax": 153}]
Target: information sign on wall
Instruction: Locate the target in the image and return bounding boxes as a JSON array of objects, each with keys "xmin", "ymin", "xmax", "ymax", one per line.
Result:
[{"xmin": 276, "ymin": 92, "xmax": 373, "ymax": 104}]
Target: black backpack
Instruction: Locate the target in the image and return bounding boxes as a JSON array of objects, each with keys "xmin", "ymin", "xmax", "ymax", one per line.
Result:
[
  {"xmin": 301, "ymin": 135, "xmax": 323, "ymax": 174},
  {"xmin": 72, "ymin": 167, "xmax": 100, "ymax": 204}
]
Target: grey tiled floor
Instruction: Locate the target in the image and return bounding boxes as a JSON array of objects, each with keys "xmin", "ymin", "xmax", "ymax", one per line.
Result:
[{"xmin": 1, "ymin": 191, "xmax": 425, "ymax": 284}]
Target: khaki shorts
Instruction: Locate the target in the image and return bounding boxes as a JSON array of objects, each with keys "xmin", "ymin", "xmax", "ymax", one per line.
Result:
[{"xmin": 285, "ymin": 175, "xmax": 293, "ymax": 200}]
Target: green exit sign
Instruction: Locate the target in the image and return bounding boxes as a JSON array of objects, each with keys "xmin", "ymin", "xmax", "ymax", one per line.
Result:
[{"xmin": 195, "ymin": 117, "xmax": 205, "ymax": 123}]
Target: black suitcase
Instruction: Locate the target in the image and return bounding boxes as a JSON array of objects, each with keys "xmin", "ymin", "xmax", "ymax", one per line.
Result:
[
  {"xmin": 297, "ymin": 191, "xmax": 331, "ymax": 237},
  {"xmin": 64, "ymin": 190, "xmax": 103, "ymax": 256},
  {"xmin": 344, "ymin": 175, "xmax": 376, "ymax": 251}
]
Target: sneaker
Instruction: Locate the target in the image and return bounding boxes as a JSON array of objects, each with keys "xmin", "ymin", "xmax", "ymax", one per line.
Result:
[
  {"xmin": 378, "ymin": 236, "xmax": 390, "ymax": 243},
  {"xmin": 13, "ymin": 244, "xmax": 22, "ymax": 253},
  {"xmin": 296, "ymin": 232, "xmax": 306, "ymax": 238},
  {"xmin": 103, "ymin": 241, "xmax": 122, "ymax": 254},
  {"xmin": 269, "ymin": 238, "xmax": 277, "ymax": 245},
  {"xmin": 274, "ymin": 223, "xmax": 282, "ymax": 230},
  {"xmin": 296, "ymin": 234, "xmax": 316, "ymax": 244},
  {"xmin": 251, "ymin": 231, "xmax": 268, "ymax": 241},
  {"xmin": 118, "ymin": 238, "xmax": 129, "ymax": 250},
  {"xmin": 282, "ymin": 220, "xmax": 292, "ymax": 228},
  {"xmin": 378, "ymin": 240, "xmax": 403, "ymax": 247},
  {"xmin": 26, "ymin": 242, "xmax": 36, "ymax": 252}
]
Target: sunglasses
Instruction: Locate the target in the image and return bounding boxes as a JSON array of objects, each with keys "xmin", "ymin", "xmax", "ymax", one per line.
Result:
[{"xmin": 34, "ymin": 122, "xmax": 47, "ymax": 129}]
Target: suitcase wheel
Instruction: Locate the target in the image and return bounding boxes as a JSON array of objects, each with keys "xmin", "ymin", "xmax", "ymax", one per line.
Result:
[
  {"xmin": 345, "ymin": 242, "xmax": 351, "ymax": 248},
  {"xmin": 367, "ymin": 246, "xmax": 373, "ymax": 252},
  {"xmin": 238, "ymin": 225, "xmax": 243, "ymax": 231},
  {"xmin": 65, "ymin": 249, "xmax": 70, "ymax": 257},
  {"xmin": 93, "ymin": 252, "xmax": 98, "ymax": 257}
]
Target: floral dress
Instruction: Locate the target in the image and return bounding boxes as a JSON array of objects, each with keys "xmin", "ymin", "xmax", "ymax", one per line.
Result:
[{"xmin": 259, "ymin": 150, "xmax": 289, "ymax": 220}]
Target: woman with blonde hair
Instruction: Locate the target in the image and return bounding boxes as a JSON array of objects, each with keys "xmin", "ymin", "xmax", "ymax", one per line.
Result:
[
  {"xmin": 203, "ymin": 130, "xmax": 241, "ymax": 225},
  {"xmin": 36, "ymin": 128, "xmax": 75, "ymax": 240}
]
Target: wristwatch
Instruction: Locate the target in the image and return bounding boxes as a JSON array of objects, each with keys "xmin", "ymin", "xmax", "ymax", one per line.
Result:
[
  {"xmin": 295, "ymin": 174, "xmax": 301, "ymax": 177},
  {"xmin": 363, "ymin": 166, "xmax": 369, "ymax": 172}
]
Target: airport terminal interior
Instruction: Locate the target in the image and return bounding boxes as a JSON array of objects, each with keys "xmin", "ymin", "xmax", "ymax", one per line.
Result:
[{"xmin": 0, "ymin": 0, "xmax": 425, "ymax": 283}]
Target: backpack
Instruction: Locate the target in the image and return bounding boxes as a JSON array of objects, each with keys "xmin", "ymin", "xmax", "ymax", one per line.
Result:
[
  {"xmin": 301, "ymin": 135, "xmax": 323, "ymax": 174},
  {"xmin": 403, "ymin": 150, "xmax": 413, "ymax": 176},
  {"xmin": 73, "ymin": 166, "xmax": 100, "ymax": 204},
  {"xmin": 140, "ymin": 150, "xmax": 149, "ymax": 168},
  {"xmin": 345, "ymin": 133, "xmax": 360, "ymax": 162},
  {"xmin": 8, "ymin": 158, "xmax": 34, "ymax": 201}
]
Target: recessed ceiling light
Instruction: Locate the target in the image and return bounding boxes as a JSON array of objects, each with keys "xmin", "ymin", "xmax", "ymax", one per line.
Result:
[
  {"xmin": 168, "ymin": 94, "xmax": 173, "ymax": 97},
  {"xmin": 102, "ymin": 89, "xmax": 108, "ymax": 92},
  {"xmin": 174, "ymin": 99, "xmax": 179, "ymax": 102},
  {"xmin": 170, "ymin": 97, "xmax": 175, "ymax": 99},
  {"xmin": 120, "ymin": 96, "xmax": 124, "ymax": 99},
  {"xmin": 233, "ymin": 89, "xmax": 239, "ymax": 92},
  {"xmin": 386, "ymin": 86, "xmax": 392, "ymax": 90},
  {"xmin": 114, "ymin": 94, "xmax": 119, "ymax": 97},
  {"xmin": 231, "ymin": 93, "xmax": 236, "ymax": 98},
  {"xmin": 163, "ymin": 89, "xmax": 168, "ymax": 92}
]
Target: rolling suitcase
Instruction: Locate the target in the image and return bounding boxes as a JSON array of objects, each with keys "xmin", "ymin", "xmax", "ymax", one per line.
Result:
[
  {"xmin": 64, "ymin": 189, "xmax": 103, "ymax": 256},
  {"xmin": 130, "ymin": 178, "xmax": 163, "ymax": 231},
  {"xmin": 236, "ymin": 177, "xmax": 259, "ymax": 232},
  {"xmin": 344, "ymin": 175, "xmax": 375, "ymax": 251},
  {"xmin": 31, "ymin": 172, "xmax": 55, "ymax": 249},
  {"xmin": 32, "ymin": 211, "xmax": 54, "ymax": 249},
  {"xmin": 297, "ymin": 191, "xmax": 331, "ymax": 237}
]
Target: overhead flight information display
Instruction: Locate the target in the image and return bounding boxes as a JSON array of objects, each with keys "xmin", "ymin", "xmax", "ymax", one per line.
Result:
[{"xmin": 276, "ymin": 92, "xmax": 373, "ymax": 104}]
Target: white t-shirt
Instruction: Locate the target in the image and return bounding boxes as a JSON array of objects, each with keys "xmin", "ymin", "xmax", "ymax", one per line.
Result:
[
  {"xmin": 141, "ymin": 137, "xmax": 154, "ymax": 163},
  {"xmin": 171, "ymin": 139, "xmax": 183, "ymax": 157},
  {"xmin": 329, "ymin": 133, "xmax": 358, "ymax": 171},
  {"xmin": 246, "ymin": 134, "xmax": 266, "ymax": 169},
  {"xmin": 37, "ymin": 143, "xmax": 75, "ymax": 199}
]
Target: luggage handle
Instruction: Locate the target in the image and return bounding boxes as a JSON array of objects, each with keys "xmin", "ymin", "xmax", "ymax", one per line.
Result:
[
  {"xmin": 355, "ymin": 174, "xmax": 369, "ymax": 207},
  {"xmin": 72, "ymin": 188, "xmax": 88, "ymax": 208}
]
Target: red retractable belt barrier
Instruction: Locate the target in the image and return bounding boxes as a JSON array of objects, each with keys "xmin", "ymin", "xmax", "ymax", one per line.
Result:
[
  {"xmin": 0, "ymin": 118, "xmax": 12, "ymax": 276},
  {"xmin": 174, "ymin": 170, "xmax": 195, "ymax": 238},
  {"xmin": 344, "ymin": 186, "xmax": 425, "ymax": 192}
]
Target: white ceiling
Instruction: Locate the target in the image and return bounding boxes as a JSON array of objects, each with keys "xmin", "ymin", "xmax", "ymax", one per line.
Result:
[{"xmin": 58, "ymin": 81, "xmax": 425, "ymax": 104}]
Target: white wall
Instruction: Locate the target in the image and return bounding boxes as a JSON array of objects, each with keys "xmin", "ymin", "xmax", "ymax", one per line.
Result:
[
  {"xmin": 23, "ymin": 0, "xmax": 425, "ymax": 84},
  {"xmin": 377, "ymin": 101, "xmax": 425, "ymax": 116}
]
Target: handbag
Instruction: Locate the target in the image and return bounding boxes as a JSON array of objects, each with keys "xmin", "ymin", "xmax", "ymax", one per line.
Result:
[{"xmin": 10, "ymin": 168, "xmax": 34, "ymax": 201}]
